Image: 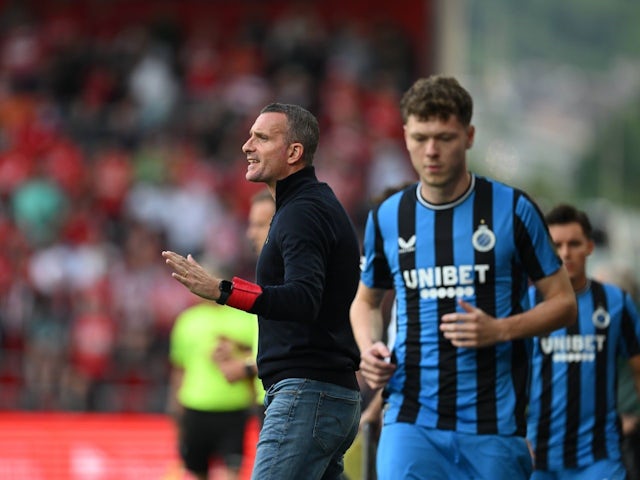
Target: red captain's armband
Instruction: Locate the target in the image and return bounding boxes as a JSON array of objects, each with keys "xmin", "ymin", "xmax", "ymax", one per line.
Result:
[{"xmin": 226, "ymin": 276, "xmax": 262, "ymax": 311}]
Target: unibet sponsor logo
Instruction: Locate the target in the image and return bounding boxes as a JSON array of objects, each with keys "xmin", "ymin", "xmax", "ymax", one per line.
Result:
[
  {"xmin": 402, "ymin": 264, "xmax": 490, "ymax": 299},
  {"xmin": 540, "ymin": 334, "xmax": 606, "ymax": 363}
]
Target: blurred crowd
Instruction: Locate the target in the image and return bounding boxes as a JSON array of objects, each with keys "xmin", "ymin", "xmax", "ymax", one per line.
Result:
[{"xmin": 0, "ymin": 1, "xmax": 419, "ymax": 412}]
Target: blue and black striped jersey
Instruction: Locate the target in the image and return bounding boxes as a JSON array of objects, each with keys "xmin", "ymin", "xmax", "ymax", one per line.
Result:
[
  {"xmin": 361, "ymin": 174, "xmax": 561, "ymax": 436},
  {"xmin": 527, "ymin": 280, "xmax": 640, "ymax": 471}
]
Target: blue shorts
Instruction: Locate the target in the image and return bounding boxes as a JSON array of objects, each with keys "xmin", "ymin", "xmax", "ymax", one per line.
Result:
[
  {"xmin": 531, "ymin": 458, "xmax": 628, "ymax": 480},
  {"xmin": 376, "ymin": 423, "xmax": 533, "ymax": 480}
]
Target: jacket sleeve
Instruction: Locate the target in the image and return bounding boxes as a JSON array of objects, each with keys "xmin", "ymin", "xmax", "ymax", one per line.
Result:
[{"xmin": 251, "ymin": 201, "xmax": 335, "ymax": 323}]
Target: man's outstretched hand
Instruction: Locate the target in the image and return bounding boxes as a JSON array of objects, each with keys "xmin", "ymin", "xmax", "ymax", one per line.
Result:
[{"xmin": 162, "ymin": 250, "xmax": 220, "ymax": 301}]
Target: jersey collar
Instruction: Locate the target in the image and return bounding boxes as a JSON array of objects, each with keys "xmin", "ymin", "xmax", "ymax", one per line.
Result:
[{"xmin": 416, "ymin": 173, "xmax": 476, "ymax": 210}]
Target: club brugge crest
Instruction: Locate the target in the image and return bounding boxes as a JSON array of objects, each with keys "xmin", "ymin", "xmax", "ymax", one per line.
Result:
[
  {"xmin": 592, "ymin": 306, "xmax": 610, "ymax": 329},
  {"xmin": 472, "ymin": 222, "xmax": 496, "ymax": 252}
]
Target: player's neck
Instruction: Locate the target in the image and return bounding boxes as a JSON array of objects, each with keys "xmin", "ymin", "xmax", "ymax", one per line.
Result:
[
  {"xmin": 571, "ymin": 275, "xmax": 589, "ymax": 293},
  {"xmin": 421, "ymin": 171, "xmax": 472, "ymax": 205}
]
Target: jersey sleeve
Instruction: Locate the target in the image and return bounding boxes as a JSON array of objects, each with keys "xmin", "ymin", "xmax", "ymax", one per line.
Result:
[
  {"xmin": 361, "ymin": 208, "xmax": 393, "ymax": 289},
  {"xmin": 619, "ymin": 291, "xmax": 640, "ymax": 359},
  {"xmin": 514, "ymin": 192, "xmax": 562, "ymax": 282}
]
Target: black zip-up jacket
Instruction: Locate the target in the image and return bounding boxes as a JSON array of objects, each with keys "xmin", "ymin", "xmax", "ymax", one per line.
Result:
[{"xmin": 251, "ymin": 166, "xmax": 361, "ymax": 390}]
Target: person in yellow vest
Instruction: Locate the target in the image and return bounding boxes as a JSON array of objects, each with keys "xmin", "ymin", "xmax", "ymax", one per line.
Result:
[
  {"xmin": 212, "ymin": 189, "xmax": 275, "ymax": 480},
  {"xmin": 214, "ymin": 189, "xmax": 275, "ymax": 425},
  {"xmin": 167, "ymin": 300, "xmax": 257, "ymax": 480}
]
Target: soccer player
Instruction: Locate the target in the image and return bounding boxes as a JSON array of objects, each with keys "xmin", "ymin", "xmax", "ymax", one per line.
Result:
[
  {"xmin": 350, "ymin": 75, "xmax": 577, "ymax": 479},
  {"xmin": 527, "ymin": 204, "xmax": 640, "ymax": 480}
]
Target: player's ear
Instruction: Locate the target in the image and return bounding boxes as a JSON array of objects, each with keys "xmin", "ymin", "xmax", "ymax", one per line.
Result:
[{"xmin": 466, "ymin": 125, "xmax": 475, "ymax": 149}]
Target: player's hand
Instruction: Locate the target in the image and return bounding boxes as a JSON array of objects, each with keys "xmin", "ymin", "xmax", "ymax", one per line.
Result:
[
  {"xmin": 621, "ymin": 413, "xmax": 640, "ymax": 435},
  {"xmin": 359, "ymin": 341, "xmax": 396, "ymax": 390},
  {"xmin": 162, "ymin": 251, "xmax": 219, "ymax": 300},
  {"xmin": 440, "ymin": 299, "xmax": 506, "ymax": 348},
  {"xmin": 212, "ymin": 336, "xmax": 235, "ymax": 363},
  {"xmin": 217, "ymin": 358, "xmax": 251, "ymax": 383}
]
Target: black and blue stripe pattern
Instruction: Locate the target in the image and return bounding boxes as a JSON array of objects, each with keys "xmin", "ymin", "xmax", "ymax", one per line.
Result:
[
  {"xmin": 360, "ymin": 174, "xmax": 561, "ymax": 436},
  {"xmin": 528, "ymin": 280, "xmax": 640, "ymax": 470}
]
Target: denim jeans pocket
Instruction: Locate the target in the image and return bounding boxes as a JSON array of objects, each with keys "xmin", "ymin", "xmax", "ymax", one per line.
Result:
[{"xmin": 312, "ymin": 390, "xmax": 360, "ymax": 453}]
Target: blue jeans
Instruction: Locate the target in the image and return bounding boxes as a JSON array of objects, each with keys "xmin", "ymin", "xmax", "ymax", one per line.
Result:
[{"xmin": 251, "ymin": 378, "xmax": 361, "ymax": 480}]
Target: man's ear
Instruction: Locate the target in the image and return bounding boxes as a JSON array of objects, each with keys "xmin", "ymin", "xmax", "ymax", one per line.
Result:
[
  {"xmin": 466, "ymin": 125, "xmax": 475, "ymax": 149},
  {"xmin": 288, "ymin": 143, "xmax": 304, "ymax": 165}
]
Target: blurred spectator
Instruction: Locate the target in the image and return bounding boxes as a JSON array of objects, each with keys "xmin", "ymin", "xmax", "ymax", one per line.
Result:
[
  {"xmin": 61, "ymin": 283, "xmax": 116, "ymax": 411},
  {"xmin": 128, "ymin": 43, "xmax": 179, "ymax": 130},
  {"xmin": 1, "ymin": 22, "xmax": 43, "ymax": 92},
  {"xmin": 11, "ymin": 175, "xmax": 68, "ymax": 247}
]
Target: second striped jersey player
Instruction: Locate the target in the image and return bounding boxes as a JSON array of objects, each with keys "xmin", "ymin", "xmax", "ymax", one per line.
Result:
[{"xmin": 527, "ymin": 204, "xmax": 640, "ymax": 480}]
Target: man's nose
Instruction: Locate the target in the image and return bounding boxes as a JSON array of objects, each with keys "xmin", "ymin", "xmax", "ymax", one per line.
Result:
[{"xmin": 425, "ymin": 139, "xmax": 438, "ymax": 156}]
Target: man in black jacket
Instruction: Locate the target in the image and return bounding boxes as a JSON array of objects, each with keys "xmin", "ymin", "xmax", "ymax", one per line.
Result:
[{"xmin": 163, "ymin": 103, "xmax": 361, "ymax": 480}]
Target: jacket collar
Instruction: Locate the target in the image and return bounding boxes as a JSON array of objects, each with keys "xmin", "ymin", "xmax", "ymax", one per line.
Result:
[{"xmin": 274, "ymin": 166, "xmax": 317, "ymax": 209}]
